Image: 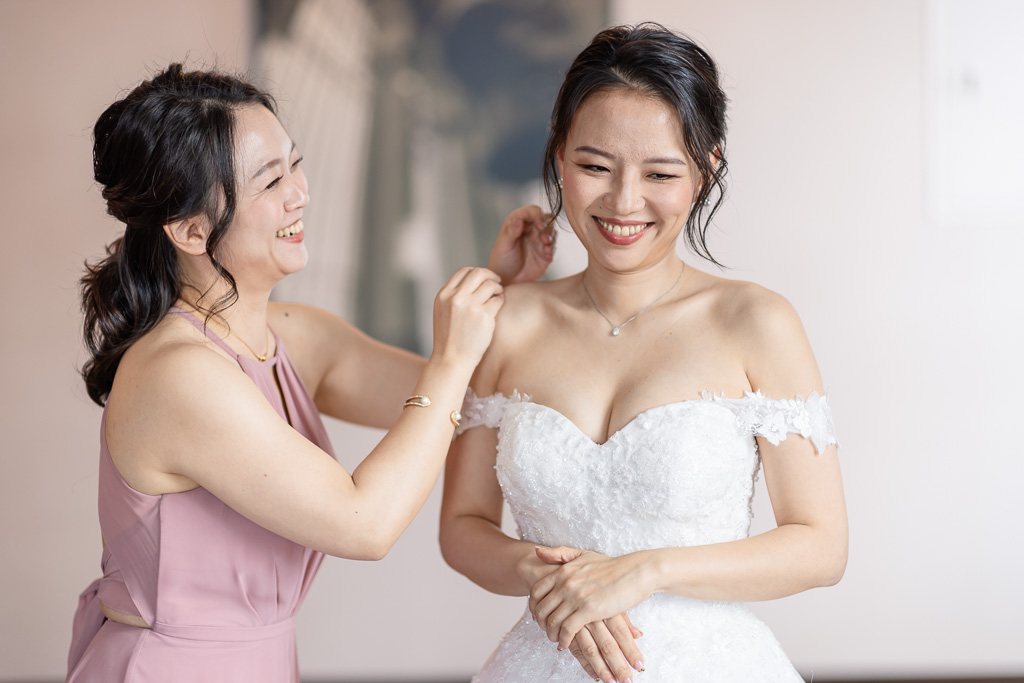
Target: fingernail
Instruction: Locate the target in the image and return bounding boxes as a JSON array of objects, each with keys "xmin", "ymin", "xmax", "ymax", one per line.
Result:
[
  {"xmin": 634, "ymin": 660, "xmax": 645, "ymax": 671},
  {"xmin": 624, "ymin": 678, "xmax": 633, "ymax": 683},
  {"xmin": 556, "ymin": 644, "xmax": 565, "ymax": 652}
]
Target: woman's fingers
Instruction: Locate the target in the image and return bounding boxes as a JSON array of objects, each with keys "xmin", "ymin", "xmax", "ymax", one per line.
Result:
[
  {"xmin": 568, "ymin": 627, "xmax": 612, "ymax": 683},
  {"xmin": 432, "ymin": 267, "xmax": 504, "ymax": 366},
  {"xmin": 441, "ymin": 266, "xmax": 501, "ymax": 297},
  {"xmin": 488, "ymin": 204, "xmax": 556, "ymax": 284},
  {"xmin": 567, "ymin": 637, "xmax": 600, "ymax": 681},
  {"xmin": 544, "ymin": 600, "xmax": 577, "ymax": 643},
  {"xmin": 604, "ymin": 614, "xmax": 645, "ymax": 673},
  {"xmin": 585, "ymin": 621, "xmax": 637, "ymax": 683},
  {"xmin": 535, "ymin": 545, "xmax": 583, "ymax": 565},
  {"xmin": 623, "ymin": 611, "xmax": 643, "ymax": 639},
  {"xmin": 528, "ymin": 569, "xmax": 557, "ymax": 613},
  {"xmin": 438, "ymin": 265, "xmax": 475, "ymax": 294}
]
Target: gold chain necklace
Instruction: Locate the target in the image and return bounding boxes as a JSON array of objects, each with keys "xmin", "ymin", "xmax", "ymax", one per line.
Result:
[
  {"xmin": 177, "ymin": 301, "xmax": 270, "ymax": 361},
  {"xmin": 229, "ymin": 326, "xmax": 270, "ymax": 362}
]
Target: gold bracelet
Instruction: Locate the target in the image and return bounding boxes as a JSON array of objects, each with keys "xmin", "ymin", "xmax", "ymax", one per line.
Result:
[{"xmin": 403, "ymin": 396, "xmax": 461, "ymax": 429}]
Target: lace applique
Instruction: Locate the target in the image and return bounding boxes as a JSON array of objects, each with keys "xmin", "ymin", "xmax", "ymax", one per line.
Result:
[
  {"xmin": 456, "ymin": 387, "xmax": 530, "ymax": 435},
  {"xmin": 702, "ymin": 390, "xmax": 837, "ymax": 453}
]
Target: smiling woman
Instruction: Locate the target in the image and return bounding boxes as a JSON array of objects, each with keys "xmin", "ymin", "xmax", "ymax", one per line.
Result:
[
  {"xmin": 67, "ymin": 64, "xmax": 553, "ymax": 682},
  {"xmin": 201, "ymin": 105, "xmax": 311, "ymax": 291},
  {"xmin": 441, "ymin": 24, "xmax": 846, "ymax": 683}
]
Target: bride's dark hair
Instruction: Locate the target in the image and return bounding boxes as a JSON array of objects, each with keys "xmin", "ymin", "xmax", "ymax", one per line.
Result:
[
  {"xmin": 81, "ymin": 64, "xmax": 276, "ymax": 406},
  {"xmin": 542, "ymin": 23, "xmax": 729, "ymax": 266}
]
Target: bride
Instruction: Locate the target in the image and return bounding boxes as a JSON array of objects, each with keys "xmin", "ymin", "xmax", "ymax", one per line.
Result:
[{"xmin": 440, "ymin": 23, "xmax": 847, "ymax": 683}]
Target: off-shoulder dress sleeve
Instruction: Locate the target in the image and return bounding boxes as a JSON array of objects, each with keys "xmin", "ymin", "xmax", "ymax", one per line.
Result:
[
  {"xmin": 703, "ymin": 390, "xmax": 838, "ymax": 454},
  {"xmin": 456, "ymin": 388, "xmax": 529, "ymax": 435}
]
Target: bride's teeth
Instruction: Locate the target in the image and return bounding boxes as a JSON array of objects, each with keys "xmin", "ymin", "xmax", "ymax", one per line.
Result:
[{"xmin": 597, "ymin": 218, "xmax": 647, "ymax": 236}]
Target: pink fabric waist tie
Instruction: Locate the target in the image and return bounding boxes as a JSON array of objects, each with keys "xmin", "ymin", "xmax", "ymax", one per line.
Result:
[{"xmin": 151, "ymin": 616, "xmax": 296, "ymax": 642}]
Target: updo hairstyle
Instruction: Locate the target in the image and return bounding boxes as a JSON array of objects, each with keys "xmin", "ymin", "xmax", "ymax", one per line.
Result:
[
  {"xmin": 81, "ymin": 64, "xmax": 276, "ymax": 406},
  {"xmin": 542, "ymin": 23, "xmax": 729, "ymax": 265}
]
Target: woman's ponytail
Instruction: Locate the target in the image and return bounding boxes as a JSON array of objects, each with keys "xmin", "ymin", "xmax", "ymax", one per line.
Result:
[{"xmin": 80, "ymin": 64, "xmax": 276, "ymax": 405}]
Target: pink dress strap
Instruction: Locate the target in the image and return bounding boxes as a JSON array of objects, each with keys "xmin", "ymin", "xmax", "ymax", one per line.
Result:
[{"xmin": 167, "ymin": 307, "xmax": 241, "ymax": 358}]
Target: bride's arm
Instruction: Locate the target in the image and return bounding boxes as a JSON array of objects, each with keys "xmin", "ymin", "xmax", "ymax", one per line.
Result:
[
  {"xmin": 439, "ymin": 424, "xmax": 547, "ymax": 595},
  {"xmin": 530, "ymin": 289, "xmax": 848, "ymax": 649}
]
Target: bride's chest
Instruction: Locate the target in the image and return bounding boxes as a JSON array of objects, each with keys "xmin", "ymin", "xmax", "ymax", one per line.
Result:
[{"xmin": 494, "ymin": 400, "xmax": 761, "ymax": 513}]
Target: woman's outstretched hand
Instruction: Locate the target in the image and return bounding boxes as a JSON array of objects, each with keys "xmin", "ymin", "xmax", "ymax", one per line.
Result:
[
  {"xmin": 531, "ymin": 546, "xmax": 647, "ymax": 682},
  {"xmin": 431, "ymin": 267, "xmax": 504, "ymax": 368},
  {"xmin": 488, "ymin": 205, "xmax": 555, "ymax": 285}
]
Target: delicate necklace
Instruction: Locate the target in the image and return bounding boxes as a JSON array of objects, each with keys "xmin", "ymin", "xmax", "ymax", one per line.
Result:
[
  {"xmin": 230, "ymin": 326, "xmax": 270, "ymax": 362},
  {"xmin": 581, "ymin": 265, "xmax": 685, "ymax": 337},
  {"xmin": 178, "ymin": 300, "xmax": 270, "ymax": 361}
]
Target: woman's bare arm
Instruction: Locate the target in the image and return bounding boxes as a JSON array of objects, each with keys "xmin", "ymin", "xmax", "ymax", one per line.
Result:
[{"xmin": 111, "ymin": 268, "xmax": 502, "ymax": 561}]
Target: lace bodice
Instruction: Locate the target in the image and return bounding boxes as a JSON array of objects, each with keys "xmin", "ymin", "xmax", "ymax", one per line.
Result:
[{"xmin": 458, "ymin": 390, "xmax": 836, "ymax": 555}]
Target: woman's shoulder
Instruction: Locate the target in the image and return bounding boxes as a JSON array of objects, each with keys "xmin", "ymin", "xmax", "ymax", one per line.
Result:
[
  {"xmin": 694, "ymin": 271, "xmax": 821, "ymax": 395},
  {"xmin": 469, "ymin": 277, "xmax": 574, "ymax": 393},
  {"xmin": 502, "ymin": 276, "xmax": 577, "ymax": 304},
  {"xmin": 112, "ymin": 313, "xmax": 246, "ymax": 407},
  {"xmin": 690, "ymin": 271, "xmax": 802, "ymax": 339},
  {"xmin": 267, "ymin": 301, "xmax": 362, "ymax": 342},
  {"xmin": 495, "ymin": 277, "xmax": 577, "ymax": 329}
]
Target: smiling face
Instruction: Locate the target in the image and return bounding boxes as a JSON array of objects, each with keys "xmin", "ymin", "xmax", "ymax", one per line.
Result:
[
  {"xmin": 558, "ymin": 88, "xmax": 697, "ymax": 275},
  {"xmin": 214, "ymin": 104, "xmax": 309, "ymax": 291}
]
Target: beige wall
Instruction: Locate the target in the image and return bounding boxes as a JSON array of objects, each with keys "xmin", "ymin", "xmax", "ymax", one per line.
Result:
[
  {"xmin": 608, "ymin": 0, "xmax": 1024, "ymax": 677},
  {"xmin": 0, "ymin": 0, "xmax": 255, "ymax": 677},
  {"xmin": 2, "ymin": 0, "xmax": 1021, "ymax": 680}
]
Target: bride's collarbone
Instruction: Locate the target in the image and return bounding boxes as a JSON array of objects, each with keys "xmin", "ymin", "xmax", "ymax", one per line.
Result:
[{"xmin": 497, "ymin": 327, "xmax": 750, "ymax": 438}]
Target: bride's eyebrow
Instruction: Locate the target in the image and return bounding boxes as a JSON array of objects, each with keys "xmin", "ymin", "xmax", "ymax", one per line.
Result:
[
  {"xmin": 573, "ymin": 145, "xmax": 686, "ymax": 166},
  {"xmin": 573, "ymin": 145, "xmax": 614, "ymax": 159}
]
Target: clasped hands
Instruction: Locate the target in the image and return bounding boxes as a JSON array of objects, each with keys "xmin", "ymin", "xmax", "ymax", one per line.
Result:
[{"xmin": 521, "ymin": 546, "xmax": 651, "ymax": 683}]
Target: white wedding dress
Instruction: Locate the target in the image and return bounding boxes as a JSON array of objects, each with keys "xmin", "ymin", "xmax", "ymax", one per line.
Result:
[{"xmin": 458, "ymin": 389, "xmax": 837, "ymax": 682}]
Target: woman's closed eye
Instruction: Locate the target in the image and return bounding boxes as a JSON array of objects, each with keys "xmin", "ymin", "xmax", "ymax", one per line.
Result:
[{"xmin": 264, "ymin": 157, "xmax": 303, "ymax": 191}]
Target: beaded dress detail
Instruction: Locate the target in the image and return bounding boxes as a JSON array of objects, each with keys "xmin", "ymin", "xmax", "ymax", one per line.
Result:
[{"xmin": 457, "ymin": 389, "xmax": 837, "ymax": 682}]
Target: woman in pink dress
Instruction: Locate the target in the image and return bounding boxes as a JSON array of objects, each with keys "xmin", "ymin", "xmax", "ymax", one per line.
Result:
[{"xmin": 67, "ymin": 64, "xmax": 551, "ymax": 682}]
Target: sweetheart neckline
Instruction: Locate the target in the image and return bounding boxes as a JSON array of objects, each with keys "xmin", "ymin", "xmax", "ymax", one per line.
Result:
[
  {"xmin": 494, "ymin": 392, "xmax": 746, "ymax": 447},
  {"xmin": 470, "ymin": 388, "xmax": 829, "ymax": 448}
]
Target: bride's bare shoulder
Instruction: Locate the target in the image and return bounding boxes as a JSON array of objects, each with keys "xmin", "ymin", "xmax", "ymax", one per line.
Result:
[
  {"xmin": 686, "ymin": 269, "xmax": 796, "ymax": 327},
  {"xmin": 692, "ymin": 270, "xmax": 818, "ymax": 390},
  {"xmin": 495, "ymin": 277, "xmax": 577, "ymax": 326},
  {"xmin": 473, "ymin": 277, "xmax": 576, "ymax": 381}
]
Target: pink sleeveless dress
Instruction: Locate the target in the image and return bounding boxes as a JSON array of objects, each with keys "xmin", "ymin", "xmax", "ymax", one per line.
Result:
[{"xmin": 67, "ymin": 308, "xmax": 336, "ymax": 682}]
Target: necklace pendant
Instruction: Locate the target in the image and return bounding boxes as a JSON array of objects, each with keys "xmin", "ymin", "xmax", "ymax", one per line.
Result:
[{"xmin": 611, "ymin": 327, "xmax": 621, "ymax": 336}]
